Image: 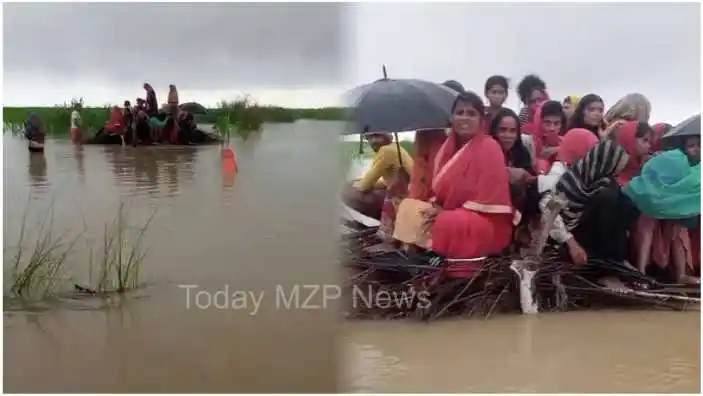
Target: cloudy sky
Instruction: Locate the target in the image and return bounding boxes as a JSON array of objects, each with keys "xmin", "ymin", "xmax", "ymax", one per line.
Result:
[{"xmin": 4, "ymin": 2, "xmax": 701, "ymax": 123}]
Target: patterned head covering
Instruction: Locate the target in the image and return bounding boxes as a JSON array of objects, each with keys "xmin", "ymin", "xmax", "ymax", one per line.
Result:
[
  {"xmin": 555, "ymin": 140, "xmax": 630, "ymax": 230},
  {"xmin": 604, "ymin": 93, "xmax": 651, "ymax": 124}
]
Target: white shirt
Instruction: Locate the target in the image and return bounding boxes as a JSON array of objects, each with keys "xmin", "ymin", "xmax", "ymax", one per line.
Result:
[
  {"xmin": 537, "ymin": 161, "xmax": 567, "ymax": 194},
  {"xmin": 70, "ymin": 110, "xmax": 81, "ymax": 129}
]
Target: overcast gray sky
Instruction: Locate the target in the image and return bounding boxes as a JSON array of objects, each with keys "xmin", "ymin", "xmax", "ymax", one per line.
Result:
[
  {"xmin": 3, "ymin": 3, "xmax": 349, "ymax": 108},
  {"xmin": 3, "ymin": 2, "xmax": 701, "ymax": 123}
]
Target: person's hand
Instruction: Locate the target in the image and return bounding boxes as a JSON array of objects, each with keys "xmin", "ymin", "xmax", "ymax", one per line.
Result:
[
  {"xmin": 566, "ymin": 238, "xmax": 588, "ymax": 266},
  {"xmin": 420, "ymin": 206, "xmax": 440, "ymax": 233},
  {"xmin": 508, "ymin": 168, "xmax": 531, "ymax": 185},
  {"xmin": 601, "ymin": 119, "xmax": 627, "ymax": 139},
  {"xmin": 523, "ymin": 172, "xmax": 537, "ymax": 184}
]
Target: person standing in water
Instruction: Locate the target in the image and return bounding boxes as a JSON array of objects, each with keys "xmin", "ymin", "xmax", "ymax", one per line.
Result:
[
  {"xmin": 167, "ymin": 84, "xmax": 180, "ymax": 119},
  {"xmin": 483, "ymin": 75, "xmax": 509, "ymax": 125},
  {"xmin": 123, "ymin": 100, "xmax": 135, "ymax": 146},
  {"xmin": 143, "ymin": 83, "xmax": 158, "ymax": 117},
  {"xmin": 25, "ymin": 113, "xmax": 46, "ymax": 153},
  {"xmin": 70, "ymin": 102, "xmax": 82, "ymax": 144}
]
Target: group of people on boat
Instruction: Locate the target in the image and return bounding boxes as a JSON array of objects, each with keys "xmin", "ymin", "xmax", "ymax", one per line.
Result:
[
  {"xmin": 91, "ymin": 83, "xmax": 209, "ymax": 146},
  {"xmin": 344, "ymin": 74, "xmax": 701, "ymax": 293},
  {"xmin": 25, "ymin": 83, "xmax": 213, "ymax": 151}
]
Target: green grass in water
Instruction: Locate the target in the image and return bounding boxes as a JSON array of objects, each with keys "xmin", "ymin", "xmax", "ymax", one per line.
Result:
[
  {"xmin": 5, "ymin": 202, "xmax": 156, "ymax": 302},
  {"xmin": 4, "ymin": 96, "xmax": 350, "ymax": 136}
]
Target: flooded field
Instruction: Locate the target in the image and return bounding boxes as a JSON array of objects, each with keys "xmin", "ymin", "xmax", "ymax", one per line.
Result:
[{"xmin": 4, "ymin": 122, "xmax": 701, "ymax": 393}]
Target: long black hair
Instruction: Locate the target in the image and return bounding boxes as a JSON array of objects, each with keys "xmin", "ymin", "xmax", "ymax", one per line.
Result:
[
  {"xmin": 566, "ymin": 93, "xmax": 605, "ymax": 135},
  {"xmin": 489, "ymin": 108, "xmax": 533, "ymax": 171}
]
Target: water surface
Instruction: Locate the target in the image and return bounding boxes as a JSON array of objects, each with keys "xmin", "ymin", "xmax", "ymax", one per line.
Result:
[{"xmin": 4, "ymin": 122, "xmax": 342, "ymax": 392}]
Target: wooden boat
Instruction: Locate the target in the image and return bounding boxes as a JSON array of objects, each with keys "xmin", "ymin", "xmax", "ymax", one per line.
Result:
[{"xmin": 341, "ymin": 205, "xmax": 700, "ymax": 321}]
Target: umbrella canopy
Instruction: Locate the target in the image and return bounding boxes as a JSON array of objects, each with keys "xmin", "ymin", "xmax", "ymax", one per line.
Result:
[
  {"xmin": 442, "ymin": 80, "xmax": 465, "ymax": 93},
  {"xmin": 344, "ymin": 78, "xmax": 459, "ymax": 135},
  {"xmin": 661, "ymin": 113, "xmax": 700, "ymax": 140},
  {"xmin": 180, "ymin": 102, "xmax": 208, "ymax": 114}
]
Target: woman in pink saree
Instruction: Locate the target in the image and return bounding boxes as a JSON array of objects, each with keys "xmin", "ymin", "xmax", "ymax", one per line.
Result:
[{"xmin": 395, "ymin": 92, "xmax": 517, "ymax": 275}]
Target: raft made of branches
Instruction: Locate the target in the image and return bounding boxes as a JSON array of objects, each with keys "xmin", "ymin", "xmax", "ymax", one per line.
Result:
[{"xmin": 341, "ymin": 221, "xmax": 700, "ymax": 321}]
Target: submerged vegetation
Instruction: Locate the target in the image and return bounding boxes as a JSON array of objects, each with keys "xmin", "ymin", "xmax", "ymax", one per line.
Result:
[
  {"xmin": 7, "ymin": 207, "xmax": 80, "ymax": 300},
  {"xmin": 4, "ymin": 203, "xmax": 156, "ymax": 305},
  {"xmin": 212, "ymin": 96, "xmax": 265, "ymax": 139},
  {"xmin": 3, "ymin": 96, "xmax": 349, "ymax": 136},
  {"xmin": 87, "ymin": 203, "xmax": 156, "ymax": 294}
]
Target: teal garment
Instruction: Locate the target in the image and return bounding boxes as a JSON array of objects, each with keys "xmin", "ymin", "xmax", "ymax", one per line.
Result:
[
  {"xmin": 149, "ymin": 117, "xmax": 167, "ymax": 128},
  {"xmin": 623, "ymin": 149, "xmax": 701, "ymax": 220}
]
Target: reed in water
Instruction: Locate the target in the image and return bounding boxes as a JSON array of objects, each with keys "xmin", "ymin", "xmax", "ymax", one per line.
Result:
[
  {"xmin": 4, "ymin": 202, "xmax": 156, "ymax": 304},
  {"xmin": 6, "ymin": 204, "xmax": 80, "ymax": 300},
  {"xmin": 87, "ymin": 202, "xmax": 156, "ymax": 294}
]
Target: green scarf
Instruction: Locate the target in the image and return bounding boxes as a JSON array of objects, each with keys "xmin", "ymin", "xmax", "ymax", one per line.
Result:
[{"xmin": 623, "ymin": 149, "xmax": 700, "ymax": 220}]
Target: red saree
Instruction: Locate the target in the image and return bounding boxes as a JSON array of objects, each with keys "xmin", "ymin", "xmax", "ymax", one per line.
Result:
[
  {"xmin": 408, "ymin": 129, "xmax": 447, "ymax": 201},
  {"xmin": 428, "ymin": 132, "xmax": 516, "ymax": 269},
  {"xmin": 105, "ymin": 108, "xmax": 125, "ymax": 135}
]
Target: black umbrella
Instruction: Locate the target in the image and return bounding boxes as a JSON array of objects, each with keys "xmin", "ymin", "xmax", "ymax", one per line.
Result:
[
  {"xmin": 179, "ymin": 102, "xmax": 208, "ymax": 114},
  {"xmin": 343, "ymin": 66, "xmax": 459, "ymax": 135},
  {"xmin": 441, "ymin": 80, "xmax": 465, "ymax": 93},
  {"xmin": 660, "ymin": 113, "xmax": 700, "ymax": 150},
  {"xmin": 661, "ymin": 113, "xmax": 700, "ymax": 140}
]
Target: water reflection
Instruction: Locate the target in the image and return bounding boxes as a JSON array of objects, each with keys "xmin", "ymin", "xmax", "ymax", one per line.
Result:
[
  {"xmin": 27, "ymin": 152, "xmax": 49, "ymax": 191},
  {"xmin": 101, "ymin": 146, "xmax": 198, "ymax": 198},
  {"xmin": 73, "ymin": 145, "xmax": 86, "ymax": 184}
]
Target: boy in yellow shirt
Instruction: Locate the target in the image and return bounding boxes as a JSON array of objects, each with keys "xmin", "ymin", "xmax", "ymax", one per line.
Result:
[{"xmin": 344, "ymin": 132, "xmax": 414, "ymax": 238}]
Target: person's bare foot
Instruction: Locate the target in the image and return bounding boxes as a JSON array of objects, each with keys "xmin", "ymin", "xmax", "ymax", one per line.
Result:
[
  {"xmin": 677, "ymin": 275, "xmax": 701, "ymax": 286},
  {"xmin": 599, "ymin": 276, "xmax": 632, "ymax": 294}
]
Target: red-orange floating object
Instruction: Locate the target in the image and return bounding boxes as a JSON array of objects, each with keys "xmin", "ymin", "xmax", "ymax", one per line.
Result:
[{"xmin": 221, "ymin": 148, "xmax": 237, "ymax": 172}]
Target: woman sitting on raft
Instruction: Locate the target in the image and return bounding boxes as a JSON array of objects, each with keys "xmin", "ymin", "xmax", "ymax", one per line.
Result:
[
  {"xmin": 409, "ymin": 128, "xmax": 448, "ymax": 201},
  {"xmin": 394, "ymin": 91, "xmax": 518, "ymax": 268},
  {"xmin": 626, "ymin": 126, "xmax": 701, "ymax": 285},
  {"xmin": 343, "ymin": 130, "xmax": 413, "ymax": 238},
  {"xmin": 566, "ymin": 93, "xmax": 609, "ymax": 139},
  {"xmin": 562, "ymin": 95, "xmax": 581, "ymax": 123},
  {"xmin": 490, "ymin": 108, "xmax": 534, "ymax": 178},
  {"xmin": 537, "ymin": 128, "xmax": 600, "ymax": 265},
  {"xmin": 610, "ymin": 121, "xmax": 653, "ymax": 186},
  {"xmin": 488, "ymin": 108, "xmax": 539, "ymax": 230},
  {"xmin": 553, "ymin": 134, "xmax": 650, "ymax": 293}
]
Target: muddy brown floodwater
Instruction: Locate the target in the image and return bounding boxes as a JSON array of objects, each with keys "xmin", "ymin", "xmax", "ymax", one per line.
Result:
[{"xmin": 4, "ymin": 123, "xmax": 701, "ymax": 393}]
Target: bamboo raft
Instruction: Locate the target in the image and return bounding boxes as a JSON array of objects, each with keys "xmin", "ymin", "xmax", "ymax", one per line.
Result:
[{"xmin": 341, "ymin": 199, "xmax": 700, "ymax": 321}]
